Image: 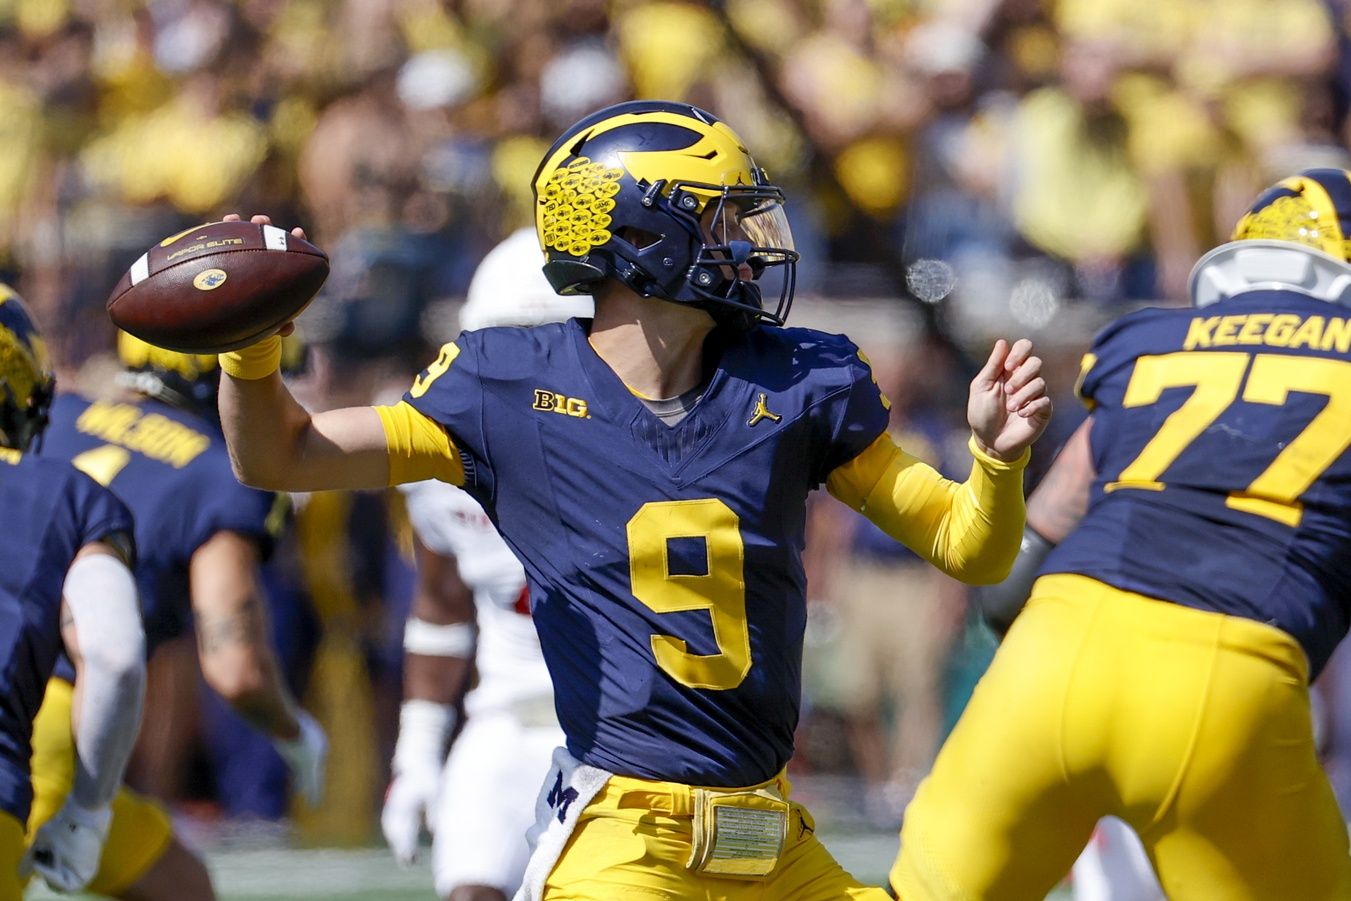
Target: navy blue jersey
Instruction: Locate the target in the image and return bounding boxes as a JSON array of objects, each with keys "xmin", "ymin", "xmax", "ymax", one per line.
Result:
[
  {"xmin": 1045, "ymin": 291, "xmax": 1351, "ymax": 677},
  {"xmin": 406, "ymin": 319, "xmax": 889, "ymax": 786},
  {"xmin": 41, "ymin": 394, "xmax": 281, "ymax": 661},
  {"xmin": 0, "ymin": 450, "xmax": 132, "ymax": 820}
]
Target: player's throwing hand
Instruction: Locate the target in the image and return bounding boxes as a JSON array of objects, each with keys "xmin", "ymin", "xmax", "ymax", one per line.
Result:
[{"xmin": 967, "ymin": 338, "xmax": 1052, "ymax": 461}]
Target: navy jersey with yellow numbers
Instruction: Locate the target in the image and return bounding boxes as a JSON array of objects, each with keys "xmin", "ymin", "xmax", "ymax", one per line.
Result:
[
  {"xmin": 1044, "ymin": 291, "xmax": 1351, "ymax": 677},
  {"xmin": 40, "ymin": 393, "xmax": 281, "ymax": 663},
  {"xmin": 0, "ymin": 450, "xmax": 133, "ymax": 821},
  {"xmin": 405, "ymin": 319, "xmax": 888, "ymax": 787}
]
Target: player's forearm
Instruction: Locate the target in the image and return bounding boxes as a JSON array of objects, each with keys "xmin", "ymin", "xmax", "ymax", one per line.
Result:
[
  {"xmin": 63, "ymin": 552, "xmax": 146, "ymax": 808},
  {"xmin": 892, "ymin": 444, "xmax": 1027, "ymax": 583},
  {"xmin": 196, "ymin": 594, "xmax": 301, "ymax": 740},
  {"xmin": 829, "ymin": 435, "xmax": 1028, "ymax": 584},
  {"xmin": 218, "ymin": 365, "xmax": 317, "ymax": 491},
  {"xmin": 206, "ymin": 649, "xmax": 301, "ymax": 740},
  {"xmin": 219, "ymin": 338, "xmax": 394, "ymax": 491},
  {"xmin": 405, "ymin": 651, "xmax": 473, "ymax": 706},
  {"xmin": 1025, "ymin": 417, "xmax": 1095, "ymax": 543}
]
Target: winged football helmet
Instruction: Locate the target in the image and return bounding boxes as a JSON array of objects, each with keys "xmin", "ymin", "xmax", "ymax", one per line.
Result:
[
  {"xmin": 0, "ymin": 284, "xmax": 54, "ymax": 451},
  {"xmin": 533, "ymin": 100, "xmax": 798, "ymax": 329},
  {"xmin": 1191, "ymin": 168, "xmax": 1351, "ymax": 307}
]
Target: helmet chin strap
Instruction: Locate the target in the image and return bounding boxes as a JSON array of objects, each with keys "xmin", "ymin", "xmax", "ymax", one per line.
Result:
[{"xmin": 1190, "ymin": 240, "xmax": 1351, "ymax": 307}]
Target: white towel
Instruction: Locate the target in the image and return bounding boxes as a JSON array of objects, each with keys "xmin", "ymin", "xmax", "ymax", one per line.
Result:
[{"xmin": 513, "ymin": 746, "xmax": 612, "ymax": 901}]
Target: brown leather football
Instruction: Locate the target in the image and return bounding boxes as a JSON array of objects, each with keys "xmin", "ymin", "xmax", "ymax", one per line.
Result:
[{"xmin": 106, "ymin": 220, "xmax": 329, "ymax": 353}]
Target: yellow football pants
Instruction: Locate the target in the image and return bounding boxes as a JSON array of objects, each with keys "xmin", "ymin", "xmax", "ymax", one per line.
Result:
[
  {"xmin": 545, "ymin": 770, "xmax": 892, "ymax": 900},
  {"xmin": 892, "ymin": 573, "xmax": 1351, "ymax": 901},
  {"xmin": 27, "ymin": 678, "xmax": 174, "ymax": 896},
  {"xmin": 0, "ymin": 810, "xmax": 22, "ymax": 901}
]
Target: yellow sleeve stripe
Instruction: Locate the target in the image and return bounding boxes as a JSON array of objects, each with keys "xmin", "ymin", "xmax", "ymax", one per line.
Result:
[
  {"xmin": 826, "ymin": 432, "xmax": 1028, "ymax": 584},
  {"xmin": 376, "ymin": 401, "xmax": 465, "ymax": 487}
]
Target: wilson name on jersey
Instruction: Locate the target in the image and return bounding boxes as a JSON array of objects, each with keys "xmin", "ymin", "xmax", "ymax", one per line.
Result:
[{"xmin": 41, "ymin": 394, "xmax": 281, "ymax": 658}]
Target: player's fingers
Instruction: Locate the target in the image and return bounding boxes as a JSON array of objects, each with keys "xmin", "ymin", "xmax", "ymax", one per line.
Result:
[
  {"xmin": 1006, "ymin": 377, "xmax": 1047, "ymax": 411},
  {"xmin": 222, "ymin": 213, "xmax": 242, "ymax": 222},
  {"xmin": 1004, "ymin": 355, "xmax": 1044, "ymax": 393},
  {"xmin": 1016, "ymin": 396, "xmax": 1053, "ymax": 420},
  {"xmin": 249, "ymin": 214, "xmax": 273, "ymax": 226},
  {"xmin": 974, "ymin": 339, "xmax": 1008, "ymax": 386},
  {"xmin": 1003, "ymin": 338, "xmax": 1034, "ymax": 371},
  {"xmin": 290, "ymin": 225, "xmax": 309, "ymax": 241}
]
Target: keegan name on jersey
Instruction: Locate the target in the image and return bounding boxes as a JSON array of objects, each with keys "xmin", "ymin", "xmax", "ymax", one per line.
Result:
[
  {"xmin": 404, "ymin": 319, "xmax": 889, "ymax": 787},
  {"xmin": 1045, "ymin": 290, "xmax": 1351, "ymax": 676}
]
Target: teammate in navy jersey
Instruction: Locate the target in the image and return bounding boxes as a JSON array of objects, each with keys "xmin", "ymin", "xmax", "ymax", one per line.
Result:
[
  {"xmin": 0, "ymin": 286, "xmax": 145, "ymax": 899},
  {"xmin": 897, "ymin": 169, "xmax": 1351, "ymax": 899},
  {"xmin": 34, "ymin": 333, "xmax": 326, "ymax": 901},
  {"xmin": 214, "ymin": 100, "xmax": 1051, "ymax": 899}
]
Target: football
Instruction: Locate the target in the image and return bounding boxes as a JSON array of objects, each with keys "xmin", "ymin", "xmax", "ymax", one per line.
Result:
[{"xmin": 106, "ymin": 220, "xmax": 329, "ymax": 354}]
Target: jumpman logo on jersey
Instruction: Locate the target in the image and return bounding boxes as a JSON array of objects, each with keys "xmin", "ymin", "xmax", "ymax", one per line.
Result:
[{"xmin": 747, "ymin": 393, "xmax": 782, "ymax": 427}]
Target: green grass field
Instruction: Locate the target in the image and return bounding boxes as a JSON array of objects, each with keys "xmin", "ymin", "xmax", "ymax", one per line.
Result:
[
  {"xmin": 26, "ymin": 827, "xmax": 898, "ymax": 901},
  {"xmin": 26, "ymin": 774, "xmax": 1081, "ymax": 900}
]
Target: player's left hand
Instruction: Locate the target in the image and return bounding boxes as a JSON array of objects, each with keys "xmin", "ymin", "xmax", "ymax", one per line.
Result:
[
  {"xmin": 967, "ymin": 338, "xmax": 1052, "ymax": 461},
  {"xmin": 24, "ymin": 799, "xmax": 112, "ymax": 892},
  {"xmin": 273, "ymin": 709, "xmax": 328, "ymax": 807}
]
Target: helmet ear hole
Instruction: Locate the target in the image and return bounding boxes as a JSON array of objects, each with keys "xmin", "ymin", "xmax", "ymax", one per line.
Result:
[
  {"xmin": 616, "ymin": 227, "xmax": 662, "ymax": 251},
  {"xmin": 543, "ymin": 258, "xmax": 607, "ymax": 295}
]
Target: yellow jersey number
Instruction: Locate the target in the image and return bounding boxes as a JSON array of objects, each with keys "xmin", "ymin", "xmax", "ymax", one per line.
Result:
[
  {"xmin": 626, "ymin": 498, "xmax": 751, "ymax": 691},
  {"xmin": 1107, "ymin": 351, "xmax": 1351, "ymax": 527},
  {"xmin": 410, "ymin": 342, "xmax": 460, "ymax": 399},
  {"xmin": 70, "ymin": 444, "xmax": 133, "ymax": 487}
]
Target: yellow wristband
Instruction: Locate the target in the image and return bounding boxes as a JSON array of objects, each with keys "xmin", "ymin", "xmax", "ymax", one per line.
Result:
[{"xmin": 219, "ymin": 336, "xmax": 282, "ymax": 380}]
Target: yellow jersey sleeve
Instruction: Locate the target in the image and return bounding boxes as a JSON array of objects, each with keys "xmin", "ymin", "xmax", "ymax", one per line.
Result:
[
  {"xmin": 826, "ymin": 432, "xmax": 1028, "ymax": 584},
  {"xmin": 375, "ymin": 401, "xmax": 465, "ymax": 487}
]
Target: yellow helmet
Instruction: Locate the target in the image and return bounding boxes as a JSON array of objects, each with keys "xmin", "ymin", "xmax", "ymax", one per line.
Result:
[
  {"xmin": 118, "ymin": 331, "xmax": 306, "ymax": 410},
  {"xmin": 1231, "ymin": 169, "xmax": 1351, "ymax": 260},
  {"xmin": 0, "ymin": 284, "xmax": 54, "ymax": 451},
  {"xmin": 117, "ymin": 331, "xmax": 221, "ymax": 410},
  {"xmin": 533, "ymin": 100, "xmax": 798, "ymax": 328},
  {"xmin": 1191, "ymin": 168, "xmax": 1351, "ymax": 307}
]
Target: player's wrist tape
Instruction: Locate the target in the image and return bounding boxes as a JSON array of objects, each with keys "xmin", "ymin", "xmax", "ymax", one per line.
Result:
[
  {"xmin": 219, "ymin": 335, "xmax": 282, "ymax": 380},
  {"xmin": 392, "ymin": 700, "xmax": 456, "ymax": 774},
  {"xmin": 403, "ymin": 618, "xmax": 476, "ymax": 657}
]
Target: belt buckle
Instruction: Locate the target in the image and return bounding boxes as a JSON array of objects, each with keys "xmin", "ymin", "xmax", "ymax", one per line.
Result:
[{"xmin": 685, "ymin": 784, "xmax": 789, "ymax": 879}]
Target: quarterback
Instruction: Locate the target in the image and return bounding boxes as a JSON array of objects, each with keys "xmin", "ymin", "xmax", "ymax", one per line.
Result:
[
  {"xmin": 34, "ymin": 332, "xmax": 327, "ymax": 901},
  {"xmin": 215, "ymin": 100, "xmax": 1050, "ymax": 898},
  {"xmin": 381, "ymin": 229, "xmax": 584, "ymax": 901},
  {"xmin": 899, "ymin": 169, "xmax": 1351, "ymax": 899},
  {"xmin": 0, "ymin": 287, "xmax": 146, "ymax": 898}
]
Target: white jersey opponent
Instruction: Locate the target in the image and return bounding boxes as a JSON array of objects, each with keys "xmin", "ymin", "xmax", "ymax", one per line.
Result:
[
  {"xmin": 401, "ymin": 478, "xmax": 563, "ymax": 897},
  {"xmin": 403, "ymin": 479, "xmax": 555, "ymax": 717}
]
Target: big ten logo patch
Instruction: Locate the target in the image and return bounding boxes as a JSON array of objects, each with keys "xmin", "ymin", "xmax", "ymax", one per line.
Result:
[{"xmin": 533, "ymin": 389, "xmax": 589, "ymax": 419}]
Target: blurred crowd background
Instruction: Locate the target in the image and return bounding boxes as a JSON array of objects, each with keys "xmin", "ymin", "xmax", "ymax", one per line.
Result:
[{"xmin": 7, "ymin": 0, "xmax": 1351, "ymax": 850}]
